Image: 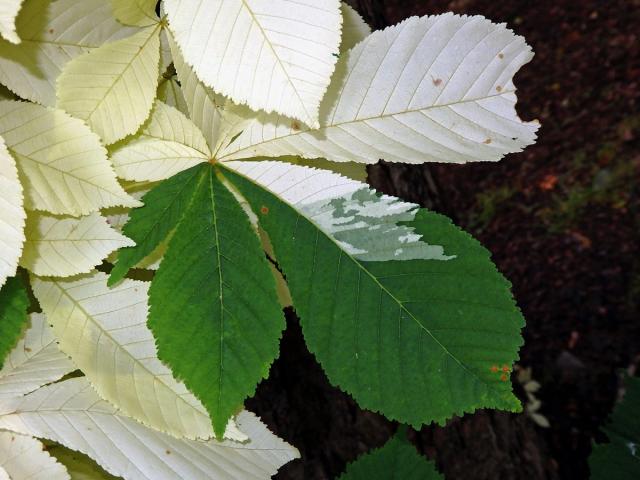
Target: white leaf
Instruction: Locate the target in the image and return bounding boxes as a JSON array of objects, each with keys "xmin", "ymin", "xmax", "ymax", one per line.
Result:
[
  {"xmin": 0, "ymin": 313, "xmax": 75, "ymax": 401},
  {"xmin": 0, "ymin": 0, "xmax": 138, "ymax": 106},
  {"xmin": 0, "ymin": 466, "xmax": 7, "ymax": 480},
  {"xmin": 20, "ymin": 212, "xmax": 134, "ymax": 277},
  {"xmin": 225, "ymin": 160, "xmax": 453, "ymax": 261},
  {"xmin": 112, "ymin": 0, "xmax": 159, "ymax": 27},
  {"xmin": 0, "ymin": 100, "xmax": 140, "ymax": 216},
  {"xmin": 110, "ymin": 100, "xmax": 210, "ymax": 182},
  {"xmin": 31, "ymin": 271, "xmax": 245, "ymax": 441},
  {"xmin": 164, "ymin": 0, "xmax": 343, "ymax": 128},
  {"xmin": 57, "ymin": 25, "xmax": 161, "ymax": 145},
  {"xmin": 0, "ymin": 135, "xmax": 25, "ymax": 288},
  {"xmin": 0, "ymin": 432, "xmax": 70, "ymax": 480},
  {"xmin": 0, "ymin": 0, "xmax": 23, "ymax": 44},
  {"xmin": 218, "ymin": 14, "xmax": 539, "ymax": 164},
  {"xmin": 169, "ymin": 35, "xmax": 229, "ymax": 154},
  {"xmin": 340, "ymin": 3, "xmax": 371, "ymax": 52},
  {"xmin": 0, "ymin": 378, "xmax": 299, "ymax": 480}
]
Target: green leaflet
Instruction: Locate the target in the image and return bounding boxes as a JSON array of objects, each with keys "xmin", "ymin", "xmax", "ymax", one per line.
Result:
[
  {"xmin": 590, "ymin": 376, "xmax": 640, "ymax": 479},
  {"xmin": 221, "ymin": 163, "xmax": 524, "ymax": 427},
  {"xmin": 109, "ymin": 165, "xmax": 204, "ymax": 284},
  {"xmin": 339, "ymin": 432, "xmax": 442, "ymax": 480},
  {"xmin": 0, "ymin": 275, "xmax": 29, "ymax": 369},
  {"xmin": 113, "ymin": 163, "xmax": 285, "ymax": 438}
]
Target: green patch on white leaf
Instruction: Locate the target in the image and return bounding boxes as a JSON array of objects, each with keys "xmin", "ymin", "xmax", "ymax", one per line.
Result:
[
  {"xmin": 0, "ymin": 135, "xmax": 25, "ymax": 288},
  {"xmin": 0, "ymin": 0, "xmax": 138, "ymax": 106},
  {"xmin": 57, "ymin": 24, "xmax": 161, "ymax": 145},
  {"xmin": 20, "ymin": 212, "xmax": 134, "ymax": 277},
  {"xmin": 31, "ymin": 271, "xmax": 246, "ymax": 442},
  {"xmin": 0, "ymin": 101, "xmax": 140, "ymax": 215},
  {"xmin": 222, "ymin": 160, "xmax": 525, "ymax": 426},
  {"xmin": 339, "ymin": 2, "xmax": 371, "ymax": 53},
  {"xmin": 110, "ymin": 100, "xmax": 210, "ymax": 182},
  {"xmin": 218, "ymin": 14, "xmax": 539, "ymax": 164},
  {"xmin": 164, "ymin": 0, "xmax": 343, "ymax": 128},
  {"xmin": 0, "ymin": 378, "xmax": 299, "ymax": 480}
]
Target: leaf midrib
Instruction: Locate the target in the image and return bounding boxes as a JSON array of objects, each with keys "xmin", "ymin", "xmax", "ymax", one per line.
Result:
[{"xmin": 221, "ymin": 164, "xmax": 508, "ymax": 402}]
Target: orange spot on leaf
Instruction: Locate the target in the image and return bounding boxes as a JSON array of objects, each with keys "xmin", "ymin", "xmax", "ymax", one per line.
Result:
[
  {"xmin": 490, "ymin": 365, "xmax": 499, "ymax": 373},
  {"xmin": 502, "ymin": 365, "xmax": 510, "ymax": 372},
  {"xmin": 260, "ymin": 206, "xmax": 269, "ymax": 215},
  {"xmin": 500, "ymin": 373, "xmax": 508, "ymax": 382}
]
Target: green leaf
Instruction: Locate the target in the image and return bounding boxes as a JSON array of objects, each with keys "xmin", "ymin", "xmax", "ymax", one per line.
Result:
[
  {"xmin": 108, "ymin": 164, "xmax": 205, "ymax": 284},
  {"xmin": 590, "ymin": 376, "xmax": 640, "ymax": 479},
  {"xmin": 57, "ymin": 25, "xmax": 161, "ymax": 145},
  {"xmin": 339, "ymin": 432, "xmax": 442, "ymax": 480},
  {"xmin": 0, "ymin": 275, "xmax": 29, "ymax": 369},
  {"xmin": 111, "ymin": 0, "xmax": 159, "ymax": 27},
  {"xmin": 123, "ymin": 163, "xmax": 285, "ymax": 438},
  {"xmin": 221, "ymin": 160, "xmax": 524, "ymax": 427}
]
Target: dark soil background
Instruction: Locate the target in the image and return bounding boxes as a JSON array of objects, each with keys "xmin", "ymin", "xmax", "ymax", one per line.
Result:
[{"xmin": 247, "ymin": 1, "xmax": 640, "ymax": 479}]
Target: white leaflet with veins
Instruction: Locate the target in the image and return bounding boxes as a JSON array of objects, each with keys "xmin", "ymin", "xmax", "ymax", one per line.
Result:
[
  {"xmin": 31, "ymin": 271, "xmax": 246, "ymax": 441},
  {"xmin": 20, "ymin": 212, "xmax": 135, "ymax": 277},
  {"xmin": 0, "ymin": 431, "xmax": 70, "ymax": 480},
  {"xmin": 0, "ymin": 135, "xmax": 25, "ymax": 288},
  {"xmin": 0, "ymin": 313, "xmax": 75, "ymax": 401},
  {"xmin": 110, "ymin": 101, "xmax": 210, "ymax": 182},
  {"xmin": 164, "ymin": 0, "xmax": 343, "ymax": 128},
  {"xmin": 0, "ymin": 101, "xmax": 141, "ymax": 216},
  {"xmin": 0, "ymin": 378, "xmax": 299, "ymax": 480},
  {"xmin": 218, "ymin": 14, "xmax": 539, "ymax": 164},
  {"xmin": 225, "ymin": 160, "xmax": 454, "ymax": 261},
  {"xmin": 0, "ymin": 0, "xmax": 138, "ymax": 106}
]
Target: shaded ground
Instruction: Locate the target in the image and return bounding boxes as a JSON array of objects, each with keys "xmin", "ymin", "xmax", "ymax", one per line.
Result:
[{"xmin": 248, "ymin": 1, "xmax": 640, "ymax": 479}]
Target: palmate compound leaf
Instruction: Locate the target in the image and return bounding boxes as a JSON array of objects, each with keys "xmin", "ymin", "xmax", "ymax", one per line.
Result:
[
  {"xmin": 0, "ymin": 378, "xmax": 299, "ymax": 480},
  {"xmin": 0, "ymin": 431, "xmax": 70, "ymax": 480},
  {"xmin": 0, "ymin": 313, "xmax": 75, "ymax": 401},
  {"xmin": 0, "ymin": 135, "xmax": 25, "ymax": 288},
  {"xmin": 217, "ymin": 13, "xmax": 540, "ymax": 164},
  {"xmin": 0, "ymin": 0, "xmax": 138, "ymax": 107},
  {"xmin": 339, "ymin": 431, "xmax": 442, "ymax": 480},
  {"xmin": 110, "ymin": 100, "xmax": 211, "ymax": 182},
  {"xmin": 590, "ymin": 376, "xmax": 640, "ymax": 479},
  {"xmin": 31, "ymin": 270, "xmax": 247, "ymax": 441},
  {"xmin": 0, "ymin": 100, "xmax": 140, "ymax": 216},
  {"xmin": 108, "ymin": 163, "xmax": 286, "ymax": 438},
  {"xmin": 220, "ymin": 160, "xmax": 525, "ymax": 426},
  {"xmin": 0, "ymin": 0, "xmax": 23, "ymax": 44},
  {"xmin": 0, "ymin": 276, "xmax": 29, "ymax": 370},
  {"xmin": 164, "ymin": 0, "xmax": 343, "ymax": 128},
  {"xmin": 57, "ymin": 23, "xmax": 161, "ymax": 145},
  {"xmin": 20, "ymin": 212, "xmax": 134, "ymax": 277}
]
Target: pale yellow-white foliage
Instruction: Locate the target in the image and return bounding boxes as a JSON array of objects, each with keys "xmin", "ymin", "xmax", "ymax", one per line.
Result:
[
  {"xmin": 0, "ymin": 135, "xmax": 24, "ymax": 288},
  {"xmin": 111, "ymin": 0, "xmax": 159, "ymax": 27},
  {"xmin": 57, "ymin": 25, "xmax": 162, "ymax": 145},
  {"xmin": 0, "ymin": 432, "xmax": 70, "ymax": 480},
  {"xmin": 164, "ymin": 0, "xmax": 343, "ymax": 128},
  {"xmin": 217, "ymin": 14, "xmax": 539, "ymax": 165},
  {"xmin": 0, "ymin": 0, "xmax": 138, "ymax": 106},
  {"xmin": 0, "ymin": 100, "xmax": 140, "ymax": 215},
  {"xmin": 31, "ymin": 271, "xmax": 246, "ymax": 442},
  {"xmin": 0, "ymin": 0, "xmax": 23, "ymax": 44},
  {"xmin": 0, "ymin": 378, "xmax": 299, "ymax": 480},
  {"xmin": 20, "ymin": 212, "xmax": 135, "ymax": 277},
  {"xmin": 110, "ymin": 100, "xmax": 210, "ymax": 182}
]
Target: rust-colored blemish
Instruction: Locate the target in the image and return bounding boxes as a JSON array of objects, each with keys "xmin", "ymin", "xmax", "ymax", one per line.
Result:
[
  {"xmin": 498, "ymin": 53, "xmax": 505, "ymax": 59},
  {"xmin": 500, "ymin": 373, "xmax": 508, "ymax": 382},
  {"xmin": 502, "ymin": 365, "xmax": 510, "ymax": 372},
  {"xmin": 496, "ymin": 85, "xmax": 503, "ymax": 92},
  {"xmin": 260, "ymin": 206, "xmax": 269, "ymax": 215},
  {"xmin": 291, "ymin": 120, "xmax": 301, "ymax": 131},
  {"xmin": 490, "ymin": 365, "xmax": 499, "ymax": 373},
  {"xmin": 432, "ymin": 78, "xmax": 443, "ymax": 87},
  {"xmin": 483, "ymin": 138, "xmax": 492, "ymax": 144}
]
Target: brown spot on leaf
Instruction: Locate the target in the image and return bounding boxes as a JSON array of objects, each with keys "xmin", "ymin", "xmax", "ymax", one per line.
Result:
[
  {"xmin": 166, "ymin": 450, "xmax": 172, "ymax": 455},
  {"xmin": 483, "ymin": 138, "xmax": 492, "ymax": 144},
  {"xmin": 49, "ymin": 29, "xmax": 54, "ymax": 34},
  {"xmin": 498, "ymin": 53, "xmax": 505, "ymax": 59},
  {"xmin": 260, "ymin": 206, "xmax": 269, "ymax": 215},
  {"xmin": 496, "ymin": 85, "xmax": 503, "ymax": 92},
  {"xmin": 490, "ymin": 365, "xmax": 499, "ymax": 373},
  {"xmin": 291, "ymin": 120, "xmax": 301, "ymax": 131},
  {"xmin": 432, "ymin": 78, "xmax": 442, "ymax": 87},
  {"xmin": 500, "ymin": 373, "xmax": 509, "ymax": 382},
  {"xmin": 24, "ymin": 347, "xmax": 32, "ymax": 352}
]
